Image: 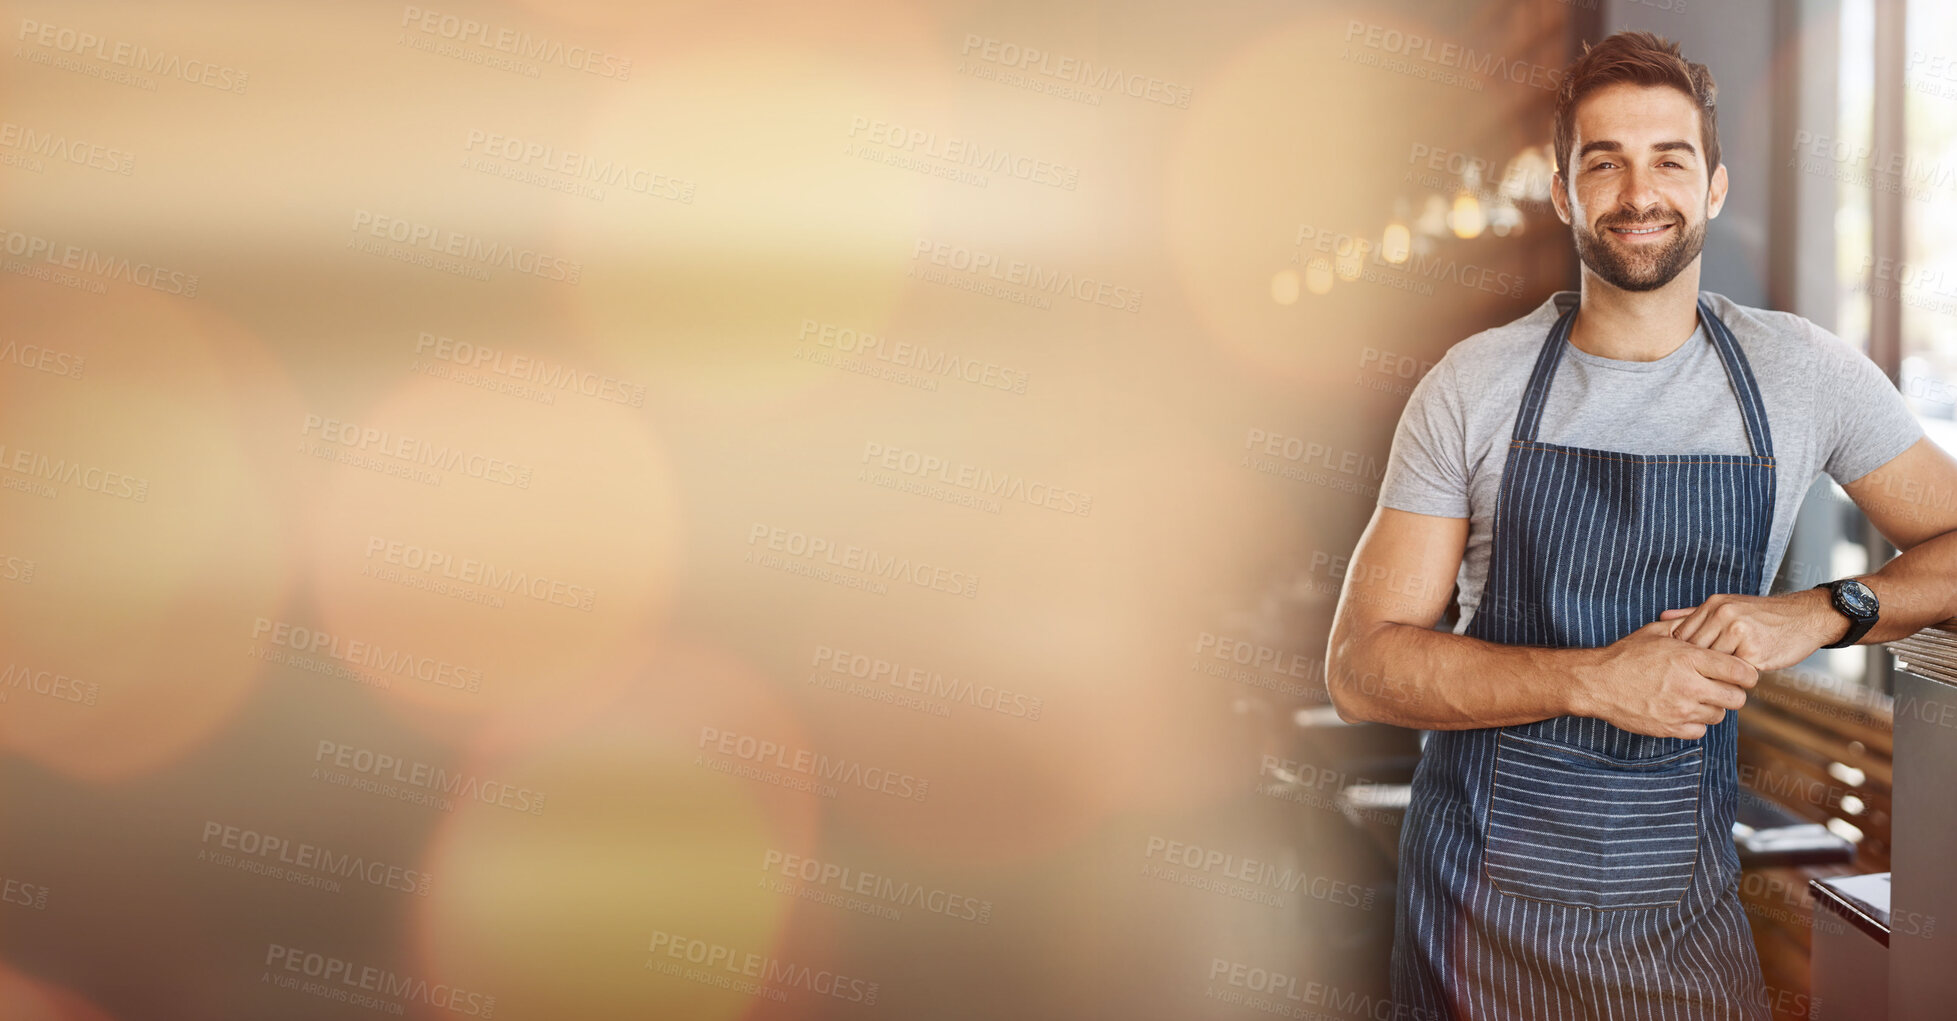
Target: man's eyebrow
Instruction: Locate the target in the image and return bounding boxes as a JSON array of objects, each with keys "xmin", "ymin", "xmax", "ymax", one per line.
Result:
[{"xmin": 1576, "ymin": 139, "xmax": 1699, "ymax": 159}]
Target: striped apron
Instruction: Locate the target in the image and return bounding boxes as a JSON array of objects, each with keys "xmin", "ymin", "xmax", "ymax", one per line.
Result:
[{"xmin": 1388, "ymin": 296, "xmax": 1774, "ymax": 1020}]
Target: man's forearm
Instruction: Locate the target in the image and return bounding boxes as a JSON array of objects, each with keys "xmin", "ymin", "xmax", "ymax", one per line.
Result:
[
  {"xmin": 1851, "ymin": 528, "xmax": 1957, "ymax": 643},
  {"xmin": 1328, "ymin": 620, "xmax": 1591, "ymax": 730}
]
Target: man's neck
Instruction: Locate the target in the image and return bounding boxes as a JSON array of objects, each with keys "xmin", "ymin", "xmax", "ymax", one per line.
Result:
[{"xmin": 1568, "ymin": 261, "xmax": 1704, "ymax": 362}]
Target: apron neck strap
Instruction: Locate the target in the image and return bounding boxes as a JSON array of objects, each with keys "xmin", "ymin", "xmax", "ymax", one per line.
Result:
[{"xmin": 1510, "ymin": 294, "xmax": 1775, "ymax": 459}]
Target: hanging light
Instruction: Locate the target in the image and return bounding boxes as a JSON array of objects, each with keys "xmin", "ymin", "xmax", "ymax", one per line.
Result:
[
  {"xmin": 1500, "ymin": 145, "xmax": 1557, "ymax": 204},
  {"xmin": 1382, "ymin": 198, "xmax": 1412, "ymax": 265},
  {"xmin": 1450, "ymin": 192, "xmax": 1485, "ymax": 239},
  {"xmin": 1382, "ymin": 222, "xmax": 1412, "ymax": 265}
]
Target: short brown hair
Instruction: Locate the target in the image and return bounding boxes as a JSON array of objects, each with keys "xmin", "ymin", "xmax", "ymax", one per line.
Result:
[{"xmin": 1553, "ymin": 31, "xmax": 1720, "ymax": 184}]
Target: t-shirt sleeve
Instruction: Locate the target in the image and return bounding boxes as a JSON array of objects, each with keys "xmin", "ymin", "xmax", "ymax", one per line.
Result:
[
  {"xmin": 1811, "ymin": 319, "xmax": 1927, "ymax": 485},
  {"xmin": 1376, "ymin": 356, "xmax": 1470, "ymax": 518}
]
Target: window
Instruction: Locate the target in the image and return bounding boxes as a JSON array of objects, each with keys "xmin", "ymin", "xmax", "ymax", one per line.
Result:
[
  {"xmin": 1901, "ymin": 0, "xmax": 1957, "ymax": 451},
  {"xmin": 1804, "ymin": 0, "xmax": 1956, "ymax": 695}
]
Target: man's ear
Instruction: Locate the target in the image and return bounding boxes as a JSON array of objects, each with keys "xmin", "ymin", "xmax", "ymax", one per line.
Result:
[
  {"xmin": 1707, "ymin": 162, "xmax": 1729, "ymax": 219},
  {"xmin": 1550, "ymin": 171, "xmax": 1572, "ymax": 226}
]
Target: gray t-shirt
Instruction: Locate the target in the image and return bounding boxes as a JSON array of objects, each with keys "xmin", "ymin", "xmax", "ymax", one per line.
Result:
[{"xmin": 1377, "ymin": 289, "xmax": 1925, "ymax": 635}]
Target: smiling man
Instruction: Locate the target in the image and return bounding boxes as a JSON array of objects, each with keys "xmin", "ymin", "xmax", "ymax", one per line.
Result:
[{"xmin": 1323, "ymin": 30, "xmax": 1957, "ymax": 1021}]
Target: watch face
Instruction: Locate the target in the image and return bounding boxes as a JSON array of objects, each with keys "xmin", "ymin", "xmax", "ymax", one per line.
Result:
[{"xmin": 1837, "ymin": 580, "xmax": 1878, "ymax": 617}]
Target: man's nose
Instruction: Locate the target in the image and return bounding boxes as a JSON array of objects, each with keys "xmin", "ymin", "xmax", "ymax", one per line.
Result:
[{"xmin": 1617, "ymin": 164, "xmax": 1664, "ymax": 215}]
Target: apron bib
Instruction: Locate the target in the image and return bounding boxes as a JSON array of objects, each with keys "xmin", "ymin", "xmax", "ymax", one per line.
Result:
[{"xmin": 1388, "ymin": 295, "xmax": 1775, "ymax": 1020}]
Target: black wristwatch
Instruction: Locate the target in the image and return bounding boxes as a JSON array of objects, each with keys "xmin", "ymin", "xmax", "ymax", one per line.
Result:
[{"xmin": 1813, "ymin": 578, "xmax": 1879, "ymax": 649}]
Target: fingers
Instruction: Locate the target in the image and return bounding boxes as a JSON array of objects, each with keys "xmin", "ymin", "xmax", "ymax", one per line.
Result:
[
  {"xmin": 1693, "ymin": 679, "xmax": 1748, "ymax": 712},
  {"xmin": 1660, "ymin": 710, "xmax": 1718, "ymax": 740},
  {"xmin": 1636, "ymin": 617, "xmax": 1682, "ymax": 640},
  {"xmin": 1670, "ymin": 606, "xmax": 1712, "ymax": 644},
  {"xmin": 1673, "ymin": 594, "xmax": 1751, "ymax": 645},
  {"xmin": 1708, "ymin": 627, "xmax": 1747, "ymax": 658},
  {"xmin": 1693, "ymin": 649, "xmax": 1758, "ymax": 689}
]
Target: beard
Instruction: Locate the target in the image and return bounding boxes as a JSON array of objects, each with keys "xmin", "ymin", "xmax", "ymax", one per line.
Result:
[{"xmin": 1570, "ymin": 207, "xmax": 1706, "ymax": 292}]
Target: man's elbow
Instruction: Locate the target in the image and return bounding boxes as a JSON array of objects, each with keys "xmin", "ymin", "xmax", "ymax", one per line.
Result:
[{"xmin": 1323, "ymin": 633, "xmax": 1377, "ymax": 725}]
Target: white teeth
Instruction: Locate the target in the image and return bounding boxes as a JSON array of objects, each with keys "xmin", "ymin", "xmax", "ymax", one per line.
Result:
[{"xmin": 1612, "ymin": 224, "xmax": 1669, "ymax": 235}]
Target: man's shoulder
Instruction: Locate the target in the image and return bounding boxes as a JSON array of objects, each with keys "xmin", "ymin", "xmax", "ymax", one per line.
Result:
[
  {"xmin": 1700, "ymin": 291, "xmax": 1864, "ymax": 377},
  {"xmin": 1700, "ymin": 291, "xmax": 1815, "ymax": 345}
]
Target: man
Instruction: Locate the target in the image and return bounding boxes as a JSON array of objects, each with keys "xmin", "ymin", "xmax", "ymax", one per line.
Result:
[{"xmin": 1324, "ymin": 30, "xmax": 1957, "ymax": 1021}]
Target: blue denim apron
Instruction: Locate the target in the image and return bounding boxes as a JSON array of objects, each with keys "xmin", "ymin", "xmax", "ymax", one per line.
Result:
[{"xmin": 1388, "ymin": 295, "xmax": 1773, "ymax": 1020}]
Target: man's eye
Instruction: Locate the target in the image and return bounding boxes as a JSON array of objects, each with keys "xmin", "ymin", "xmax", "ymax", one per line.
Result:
[{"xmin": 1590, "ymin": 161, "xmax": 1617, "ymax": 171}]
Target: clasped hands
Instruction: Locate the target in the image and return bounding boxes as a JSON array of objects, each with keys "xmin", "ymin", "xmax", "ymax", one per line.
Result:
[
  {"xmin": 1655, "ymin": 588, "xmax": 1851, "ymax": 673},
  {"xmin": 1575, "ymin": 590, "xmax": 1850, "ymax": 740}
]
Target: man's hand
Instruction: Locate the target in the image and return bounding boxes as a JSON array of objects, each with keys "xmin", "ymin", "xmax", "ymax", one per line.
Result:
[
  {"xmin": 1656, "ymin": 590, "xmax": 1849, "ymax": 672},
  {"xmin": 1571, "ymin": 619, "xmax": 1760, "ymax": 740}
]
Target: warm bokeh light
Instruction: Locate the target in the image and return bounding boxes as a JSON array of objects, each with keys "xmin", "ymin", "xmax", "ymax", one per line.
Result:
[
  {"xmin": 302, "ymin": 368, "xmax": 683, "ymax": 747},
  {"xmin": 414, "ymin": 643, "xmax": 821, "ymax": 1020},
  {"xmin": 0, "ymin": 1, "xmax": 1573, "ymax": 1017},
  {"xmin": 1381, "ymin": 222, "xmax": 1412, "ymax": 265},
  {"xmin": 1448, "ymin": 192, "xmax": 1485, "ymax": 239},
  {"xmin": 1304, "ymin": 256, "xmax": 1336, "ymax": 295},
  {"xmin": 1270, "ymin": 268, "xmax": 1301, "ymax": 304},
  {"xmin": 0, "ymin": 282, "xmax": 302, "ymax": 780}
]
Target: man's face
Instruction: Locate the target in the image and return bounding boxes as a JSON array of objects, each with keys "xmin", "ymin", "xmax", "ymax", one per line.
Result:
[{"xmin": 1552, "ymin": 82, "xmax": 1728, "ymax": 292}]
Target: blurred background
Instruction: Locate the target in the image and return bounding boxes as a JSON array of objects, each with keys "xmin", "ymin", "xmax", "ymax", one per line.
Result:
[{"xmin": 0, "ymin": 0, "xmax": 1950, "ymax": 1018}]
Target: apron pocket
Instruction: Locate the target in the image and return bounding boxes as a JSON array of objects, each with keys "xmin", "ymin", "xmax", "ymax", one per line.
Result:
[{"xmin": 1483, "ymin": 730, "xmax": 1704, "ymax": 910}]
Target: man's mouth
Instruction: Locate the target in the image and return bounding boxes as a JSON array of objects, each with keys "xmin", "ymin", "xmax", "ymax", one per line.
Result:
[{"xmin": 1606, "ymin": 222, "xmax": 1674, "ymax": 239}]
